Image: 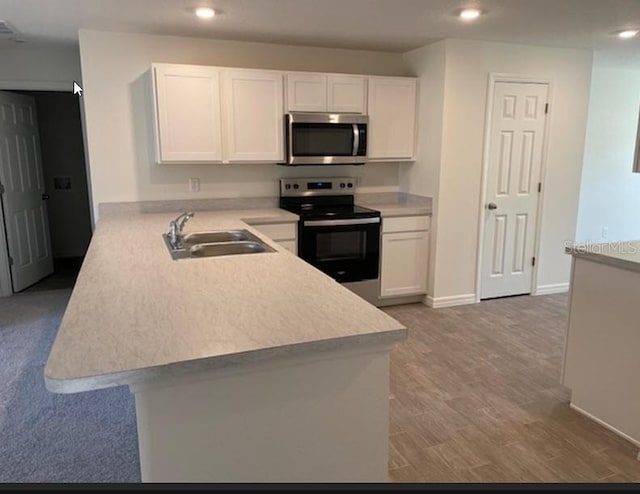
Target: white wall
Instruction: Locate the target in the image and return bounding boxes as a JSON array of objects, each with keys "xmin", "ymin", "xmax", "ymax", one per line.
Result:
[
  {"xmin": 78, "ymin": 30, "xmax": 410, "ymax": 217},
  {"xmin": 575, "ymin": 60, "xmax": 640, "ymax": 243},
  {"xmin": 0, "ymin": 43, "xmax": 81, "ymax": 89},
  {"xmin": 401, "ymin": 39, "xmax": 593, "ymax": 303},
  {"xmin": 401, "ymin": 41, "xmax": 446, "ymax": 295}
]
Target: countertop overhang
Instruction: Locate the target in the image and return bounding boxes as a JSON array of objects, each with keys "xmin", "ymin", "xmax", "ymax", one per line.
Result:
[
  {"xmin": 566, "ymin": 240, "xmax": 640, "ymax": 273},
  {"xmin": 45, "ymin": 208, "xmax": 408, "ymax": 393}
]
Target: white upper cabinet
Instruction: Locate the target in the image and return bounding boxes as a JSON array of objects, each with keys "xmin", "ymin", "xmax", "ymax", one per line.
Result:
[
  {"xmin": 286, "ymin": 74, "xmax": 327, "ymax": 112},
  {"xmin": 222, "ymin": 69, "xmax": 284, "ymax": 162},
  {"xmin": 368, "ymin": 77, "xmax": 418, "ymax": 160},
  {"xmin": 153, "ymin": 64, "xmax": 223, "ymax": 163},
  {"xmin": 327, "ymin": 75, "xmax": 367, "ymax": 113},
  {"xmin": 151, "ymin": 64, "xmax": 417, "ymax": 164},
  {"xmin": 286, "ymin": 73, "xmax": 367, "ymax": 113}
]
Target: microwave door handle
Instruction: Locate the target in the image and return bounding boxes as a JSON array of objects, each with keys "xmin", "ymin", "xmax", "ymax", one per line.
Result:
[
  {"xmin": 352, "ymin": 124, "xmax": 360, "ymax": 156},
  {"xmin": 287, "ymin": 115, "xmax": 294, "ymax": 164}
]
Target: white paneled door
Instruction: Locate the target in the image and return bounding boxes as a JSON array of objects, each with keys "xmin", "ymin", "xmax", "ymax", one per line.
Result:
[
  {"xmin": 481, "ymin": 82, "xmax": 549, "ymax": 299},
  {"xmin": 0, "ymin": 91, "xmax": 53, "ymax": 292}
]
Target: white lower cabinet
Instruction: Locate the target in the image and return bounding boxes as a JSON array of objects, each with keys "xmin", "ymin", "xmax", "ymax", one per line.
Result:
[
  {"xmin": 380, "ymin": 216, "xmax": 429, "ymax": 298},
  {"xmin": 276, "ymin": 239, "xmax": 297, "ymax": 255},
  {"xmin": 249, "ymin": 222, "xmax": 297, "ymax": 255}
]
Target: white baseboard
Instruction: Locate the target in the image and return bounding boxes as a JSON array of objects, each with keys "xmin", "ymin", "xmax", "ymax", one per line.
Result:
[
  {"xmin": 425, "ymin": 293, "xmax": 478, "ymax": 309},
  {"xmin": 570, "ymin": 403, "xmax": 640, "ymax": 450},
  {"xmin": 534, "ymin": 283, "xmax": 569, "ymax": 296}
]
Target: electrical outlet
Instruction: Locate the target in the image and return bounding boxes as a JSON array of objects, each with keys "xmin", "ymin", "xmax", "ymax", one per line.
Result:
[
  {"xmin": 189, "ymin": 177, "xmax": 200, "ymax": 193},
  {"xmin": 602, "ymin": 227, "xmax": 609, "ymax": 239}
]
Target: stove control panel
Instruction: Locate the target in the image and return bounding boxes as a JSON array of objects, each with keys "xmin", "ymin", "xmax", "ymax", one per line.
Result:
[{"xmin": 280, "ymin": 177, "xmax": 357, "ymax": 197}]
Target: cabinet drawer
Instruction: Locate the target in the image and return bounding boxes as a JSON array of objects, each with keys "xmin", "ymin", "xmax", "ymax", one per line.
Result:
[
  {"xmin": 382, "ymin": 215, "xmax": 430, "ymax": 234},
  {"xmin": 252, "ymin": 222, "xmax": 297, "ymax": 241}
]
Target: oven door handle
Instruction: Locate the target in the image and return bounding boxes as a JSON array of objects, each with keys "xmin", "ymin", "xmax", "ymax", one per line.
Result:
[
  {"xmin": 303, "ymin": 217, "xmax": 380, "ymax": 227},
  {"xmin": 352, "ymin": 124, "xmax": 360, "ymax": 156}
]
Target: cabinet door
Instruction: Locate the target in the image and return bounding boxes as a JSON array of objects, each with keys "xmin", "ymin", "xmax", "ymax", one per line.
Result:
[
  {"xmin": 222, "ymin": 70, "xmax": 284, "ymax": 162},
  {"xmin": 380, "ymin": 230, "xmax": 428, "ymax": 298},
  {"xmin": 368, "ymin": 77, "xmax": 417, "ymax": 160},
  {"xmin": 328, "ymin": 75, "xmax": 367, "ymax": 114},
  {"xmin": 250, "ymin": 222, "xmax": 297, "ymax": 255},
  {"xmin": 286, "ymin": 73, "xmax": 327, "ymax": 112},
  {"xmin": 277, "ymin": 239, "xmax": 297, "ymax": 255},
  {"xmin": 153, "ymin": 64, "xmax": 223, "ymax": 163}
]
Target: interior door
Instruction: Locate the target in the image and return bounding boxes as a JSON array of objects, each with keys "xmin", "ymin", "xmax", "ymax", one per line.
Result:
[
  {"xmin": 0, "ymin": 91, "xmax": 53, "ymax": 292},
  {"xmin": 481, "ymin": 82, "xmax": 548, "ymax": 299}
]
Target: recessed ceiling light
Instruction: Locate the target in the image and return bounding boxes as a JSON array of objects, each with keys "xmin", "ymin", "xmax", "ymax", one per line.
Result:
[
  {"xmin": 195, "ymin": 7, "xmax": 216, "ymax": 19},
  {"xmin": 459, "ymin": 8, "xmax": 482, "ymax": 21},
  {"xmin": 618, "ymin": 29, "xmax": 639, "ymax": 39}
]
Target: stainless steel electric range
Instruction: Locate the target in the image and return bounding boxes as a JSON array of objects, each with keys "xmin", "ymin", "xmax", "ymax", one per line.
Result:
[{"xmin": 279, "ymin": 177, "xmax": 381, "ymax": 304}]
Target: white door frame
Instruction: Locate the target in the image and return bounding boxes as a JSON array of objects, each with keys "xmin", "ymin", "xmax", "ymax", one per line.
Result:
[
  {"xmin": 0, "ymin": 80, "xmax": 77, "ymax": 297},
  {"xmin": 475, "ymin": 73, "xmax": 554, "ymax": 303}
]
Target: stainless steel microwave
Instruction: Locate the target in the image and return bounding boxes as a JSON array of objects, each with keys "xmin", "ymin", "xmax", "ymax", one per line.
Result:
[{"xmin": 284, "ymin": 113, "xmax": 368, "ymax": 166}]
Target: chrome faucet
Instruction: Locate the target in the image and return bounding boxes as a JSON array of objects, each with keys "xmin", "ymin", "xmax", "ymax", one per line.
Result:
[{"xmin": 168, "ymin": 212, "xmax": 194, "ymax": 248}]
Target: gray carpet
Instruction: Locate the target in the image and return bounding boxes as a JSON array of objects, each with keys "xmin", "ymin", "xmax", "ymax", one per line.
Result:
[{"xmin": 0, "ymin": 265, "xmax": 140, "ymax": 482}]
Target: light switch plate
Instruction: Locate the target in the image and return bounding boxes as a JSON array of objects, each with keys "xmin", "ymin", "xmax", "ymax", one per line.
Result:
[{"xmin": 189, "ymin": 177, "xmax": 200, "ymax": 193}]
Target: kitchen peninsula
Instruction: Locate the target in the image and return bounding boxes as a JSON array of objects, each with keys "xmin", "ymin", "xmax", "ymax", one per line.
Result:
[
  {"xmin": 45, "ymin": 205, "xmax": 407, "ymax": 482},
  {"xmin": 563, "ymin": 241, "xmax": 640, "ymax": 458}
]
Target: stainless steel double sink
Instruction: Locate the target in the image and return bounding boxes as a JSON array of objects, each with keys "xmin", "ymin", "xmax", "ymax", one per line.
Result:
[{"xmin": 163, "ymin": 229, "xmax": 275, "ymax": 260}]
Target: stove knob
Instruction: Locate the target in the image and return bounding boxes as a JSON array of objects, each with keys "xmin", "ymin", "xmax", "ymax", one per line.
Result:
[
  {"xmin": 340, "ymin": 183, "xmax": 346, "ymax": 188},
  {"xmin": 285, "ymin": 184, "xmax": 291, "ymax": 190},
  {"xmin": 293, "ymin": 184, "xmax": 299, "ymax": 190},
  {"xmin": 347, "ymin": 182, "xmax": 354, "ymax": 188}
]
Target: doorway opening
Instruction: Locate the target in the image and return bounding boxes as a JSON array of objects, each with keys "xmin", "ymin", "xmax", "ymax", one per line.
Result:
[{"xmin": 0, "ymin": 90, "xmax": 92, "ymax": 295}]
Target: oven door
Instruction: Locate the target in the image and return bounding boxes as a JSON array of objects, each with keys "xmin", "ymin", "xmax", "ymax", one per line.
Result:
[
  {"xmin": 300, "ymin": 217, "xmax": 380, "ymax": 283},
  {"xmin": 286, "ymin": 113, "xmax": 368, "ymax": 165}
]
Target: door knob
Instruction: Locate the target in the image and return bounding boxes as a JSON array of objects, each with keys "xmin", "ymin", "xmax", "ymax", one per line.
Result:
[
  {"xmin": 42, "ymin": 193, "xmax": 50, "ymax": 201},
  {"xmin": 487, "ymin": 202, "xmax": 497, "ymax": 210}
]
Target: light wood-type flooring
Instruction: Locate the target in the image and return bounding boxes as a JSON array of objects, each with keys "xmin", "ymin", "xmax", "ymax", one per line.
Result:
[{"xmin": 383, "ymin": 294, "xmax": 640, "ymax": 482}]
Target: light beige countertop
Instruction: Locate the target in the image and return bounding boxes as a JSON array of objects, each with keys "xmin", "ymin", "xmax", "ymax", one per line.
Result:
[
  {"xmin": 45, "ymin": 208, "xmax": 407, "ymax": 393},
  {"xmin": 374, "ymin": 203, "xmax": 432, "ymax": 218},
  {"xmin": 567, "ymin": 240, "xmax": 640, "ymax": 273},
  {"xmin": 357, "ymin": 192, "xmax": 432, "ymax": 218},
  {"xmin": 97, "ymin": 193, "xmax": 433, "ymax": 219}
]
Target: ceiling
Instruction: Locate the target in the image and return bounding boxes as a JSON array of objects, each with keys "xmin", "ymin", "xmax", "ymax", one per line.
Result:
[{"xmin": 1, "ymin": 0, "xmax": 639, "ymax": 64}]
